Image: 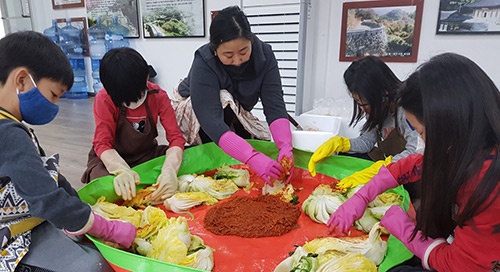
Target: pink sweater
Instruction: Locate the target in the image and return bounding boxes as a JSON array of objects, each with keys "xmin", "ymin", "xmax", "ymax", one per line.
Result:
[{"xmin": 387, "ymin": 153, "xmax": 500, "ymax": 271}]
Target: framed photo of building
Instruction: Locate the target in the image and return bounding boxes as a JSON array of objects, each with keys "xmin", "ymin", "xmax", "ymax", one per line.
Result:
[
  {"xmin": 141, "ymin": 0, "xmax": 205, "ymax": 38},
  {"xmin": 437, "ymin": 0, "xmax": 500, "ymax": 34},
  {"xmin": 339, "ymin": 0, "xmax": 424, "ymax": 63},
  {"xmin": 85, "ymin": 0, "xmax": 140, "ymax": 38}
]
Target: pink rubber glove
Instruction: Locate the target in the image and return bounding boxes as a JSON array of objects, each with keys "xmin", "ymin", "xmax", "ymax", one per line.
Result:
[
  {"xmin": 269, "ymin": 118, "xmax": 294, "ymax": 183},
  {"xmin": 87, "ymin": 213, "xmax": 136, "ymax": 248},
  {"xmin": 327, "ymin": 166, "xmax": 399, "ymax": 236},
  {"xmin": 246, "ymin": 152, "xmax": 284, "ymax": 184},
  {"xmin": 380, "ymin": 205, "xmax": 446, "ymax": 270},
  {"xmin": 219, "ymin": 131, "xmax": 284, "ymax": 184}
]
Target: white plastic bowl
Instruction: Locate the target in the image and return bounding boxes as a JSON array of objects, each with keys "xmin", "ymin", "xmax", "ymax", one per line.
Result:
[{"xmin": 290, "ymin": 115, "xmax": 341, "ymax": 152}]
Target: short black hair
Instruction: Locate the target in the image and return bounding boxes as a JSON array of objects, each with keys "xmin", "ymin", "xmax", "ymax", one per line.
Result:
[
  {"xmin": 209, "ymin": 6, "xmax": 253, "ymax": 51},
  {"xmin": 0, "ymin": 31, "xmax": 73, "ymax": 89},
  {"xmin": 99, "ymin": 47, "xmax": 149, "ymax": 107},
  {"xmin": 343, "ymin": 56, "xmax": 402, "ymax": 132}
]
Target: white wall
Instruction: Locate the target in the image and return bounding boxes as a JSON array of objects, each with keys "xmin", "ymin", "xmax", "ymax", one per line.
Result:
[
  {"xmin": 0, "ymin": 17, "xmax": 4, "ymax": 38},
  {"xmin": 302, "ymin": 0, "xmax": 500, "ymax": 113},
  {"xmin": 29, "ymin": 0, "xmax": 500, "ymax": 111}
]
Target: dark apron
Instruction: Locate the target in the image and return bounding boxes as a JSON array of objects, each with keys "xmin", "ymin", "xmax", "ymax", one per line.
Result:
[
  {"xmin": 81, "ymin": 90, "xmax": 168, "ymax": 183},
  {"xmin": 368, "ymin": 112, "xmax": 407, "ymax": 161}
]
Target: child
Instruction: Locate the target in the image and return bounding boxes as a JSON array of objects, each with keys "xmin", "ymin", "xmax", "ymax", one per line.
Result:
[
  {"xmin": 81, "ymin": 47, "xmax": 186, "ymax": 201},
  {"xmin": 0, "ymin": 31, "xmax": 135, "ymax": 271},
  {"xmin": 328, "ymin": 53, "xmax": 500, "ymax": 271},
  {"xmin": 308, "ymin": 56, "xmax": 419, "ymax": 193}
]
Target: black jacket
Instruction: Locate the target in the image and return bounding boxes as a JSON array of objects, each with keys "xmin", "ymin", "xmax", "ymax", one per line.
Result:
[{"xmin": 178, "ymin": 36, "xmax": 287, "ymax": 144}]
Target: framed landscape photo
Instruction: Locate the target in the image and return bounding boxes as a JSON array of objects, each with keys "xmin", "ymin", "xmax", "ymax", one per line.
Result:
[
  {"xmin": 85, "ymin": 0, "xmax": 140, "ymax": 38},
  {"xmin": 437, "ymin": 0, "xmax": 500, "ymax": 34},
  {"xmin": 339, "ymin": 0, "xmax": 424, "ymax": 63},
  {"xmin": 141, "ymin": 0, "xmax": 205, "ymax": 38}
]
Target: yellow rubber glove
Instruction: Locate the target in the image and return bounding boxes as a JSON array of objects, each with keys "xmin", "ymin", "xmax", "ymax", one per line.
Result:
[
  {"xmin": 150, "ymin": 146, "xmax": 183, "ymax": 201},
  {"xmin": 308, "ymin": 136, "xmax": 351, "ymax": 177},
  {"xmin": 100, "ymin": 149, "xmax": 140, "ymax": 201},
  {"xmin": 112, "ymin": 169, "xmax": 140, "ymax": 200},
  {"xmin": 336, "ymin": 155, "xmax": 393, "ymax": 189}
]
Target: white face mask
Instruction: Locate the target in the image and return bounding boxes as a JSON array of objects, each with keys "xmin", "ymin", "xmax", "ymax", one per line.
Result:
[{"xmin": 124, "ymin": 91, "xmax": 147, "ymax": 109}]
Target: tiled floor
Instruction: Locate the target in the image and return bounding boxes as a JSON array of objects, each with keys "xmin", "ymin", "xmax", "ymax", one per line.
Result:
[{"xmin": 31, "ymin": 97, "xmax": 95, "ymax": 190}]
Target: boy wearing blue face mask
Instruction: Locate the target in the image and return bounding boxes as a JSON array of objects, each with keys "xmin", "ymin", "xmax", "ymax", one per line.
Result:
[
  {"xmin": 0, "ymin": 31, "xmax": 135, "ymax": 272},
  {"xmin": 81, "ymin": 47, "xmax": 186, "ymax": 203}
]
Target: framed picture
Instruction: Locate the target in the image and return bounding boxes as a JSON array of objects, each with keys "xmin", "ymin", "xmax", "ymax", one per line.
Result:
[
  {"xmin": 339, "ymin": 0, "xmax": 424, "ymax": 63},
  {"xmin": 85, "ymin": 0, "xmax": 140, "ymax": 38},
  {"xmin": 56, "ymin": 17, "xmax": 89, "ymax": 57},
  {"xmin": 141, "ymin": 0, "xmax": 205, "ymax": 38},
  {"xmin": 436, "ymin": 0, "xmax": 500, "ymax": 34},
  {"xmin": 52, "ymin": 0, "xmax": 84, "ymax": 9}
]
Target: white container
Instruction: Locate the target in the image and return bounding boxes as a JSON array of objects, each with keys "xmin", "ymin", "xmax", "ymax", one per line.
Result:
[
  {"xmin": 290, "ymin": 114, "xmax": 341, "ymax": 152},
  {"xmin": 302, "ymin": 109, "xmax": 364, "ymax": 139}
]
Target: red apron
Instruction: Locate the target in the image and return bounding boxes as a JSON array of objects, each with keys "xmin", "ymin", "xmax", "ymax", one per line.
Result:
[{"xmin": 81, "ymin": 90, "xmax": 168, "ymax": 183}]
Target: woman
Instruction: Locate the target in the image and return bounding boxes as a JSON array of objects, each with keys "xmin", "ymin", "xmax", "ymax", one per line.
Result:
[
  {"xmin": 328, "ymin": 53, "xmax": 500, "ymax": 271},
  {"xmin": 308, "ymin": 56, "xmax": 419, "ymax": 190},
  {"xmin": 81, "ymin": 48, "xmax": 186, "ymax": 202},
  {"xmin": 173, "ymin": 6, "xmax": 293, "ymax": 184}
]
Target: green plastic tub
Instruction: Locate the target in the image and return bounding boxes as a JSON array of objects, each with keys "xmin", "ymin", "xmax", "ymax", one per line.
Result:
[{"xmin": 78, "ymin": 140, "xmax": 413, "ymax": 272}]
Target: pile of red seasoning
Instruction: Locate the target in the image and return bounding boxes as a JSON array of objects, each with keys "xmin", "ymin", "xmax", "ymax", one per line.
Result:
[{"xmin": 204, "ymin": 194, "xmax": 301, "ymax": 238}]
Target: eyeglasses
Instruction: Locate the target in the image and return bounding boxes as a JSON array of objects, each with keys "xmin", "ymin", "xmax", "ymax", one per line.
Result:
[
  {"xmin": 406, "ymin": 119, "xmax": 415, "ymax": 131},
  {"xmin": 355, "ymin": 101, "xmax": 370, "ymax": 107}
]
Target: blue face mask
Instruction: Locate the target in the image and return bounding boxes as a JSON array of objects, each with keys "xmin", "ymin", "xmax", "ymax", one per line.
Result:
[{"xmin": 18, "ymin": 74, "xmax": 59, "ymax": 125}]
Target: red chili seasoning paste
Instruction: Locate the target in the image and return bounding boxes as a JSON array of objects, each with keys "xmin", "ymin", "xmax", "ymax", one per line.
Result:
[{"xmin": 204, "ymin": 194, "xmax": 301, "ymax": 238}]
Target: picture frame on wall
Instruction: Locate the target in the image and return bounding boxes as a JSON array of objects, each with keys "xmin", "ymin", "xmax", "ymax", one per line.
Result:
[
  {"xmin": 56, "ymin": 17, "xmax": 89, "ymax": 57},
  {"xmin": 436, "ymin": 0, "xmax": 500, "ymax": 34},
  {"xmin": 52, "ymin": 0, "xmax": 84, "ymax": 10},
  {"xmin": 339, "ymin": 0, "xmax": 424, "ymax": 63},
  {"xmin": 85, "ymin": 0, "xmax": 140, "ymax": 38},
  {"xmin": 141, "ymin": 0, "xmax": 205, "ymax": 38}
]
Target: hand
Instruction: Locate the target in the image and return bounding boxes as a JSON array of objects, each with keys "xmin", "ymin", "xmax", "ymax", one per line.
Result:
[
  {"xmin": 327, "ymin": 166, "xmax": 399, "ymax": 235},
  {"xmin": 337, "ymin": 156, "xmax": 392, "ymax": 189},
  {"xmin": 277, "ymin": 150, "xmax": 294, "ymax": 184},
  {"xmin": 217, "ymin": 130, "xmax": 285, "ymax": 184},
  {"xmin": 279, "ymin": 153, "xmax": 294, "ymax": 184},
  {"xmin": 150, "ymin": 168, "xmax": 178, "ymax": 201},
  {"xmin": 308, "ymin": 136, "xmax": 350, "ymax": 177},
  {"xmin": 100, "ymin": 149, "xmax": 140, "ymax": 201},
  {"xmin": 326, "ymin": 192, "xmax": 369, "ymax": 236},
  {"xmin": 269, "ymin": 118, "xmax": 295, "ymax": 183},
  {"xmin": 113, "ymin": 169, "xmax": 140, "ymax": 201},
  {"xmin": 86, "ymin": 213, "xmax": 136, "ymax": 248},
  {"xmin": 246, "ymin": 152, "xmax": 284, "ymax": 185},
  {"xmin": 380, "ymin": 205, "xmax": 446, "ymax": 269}
]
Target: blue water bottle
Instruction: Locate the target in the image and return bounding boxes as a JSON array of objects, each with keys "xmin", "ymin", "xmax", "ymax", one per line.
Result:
[
  {"xmin": 60, "ymin": 18, "xmax": 88, "ymax": 99},
  {"xmin": 105, "ymin": 16, "xmax": 130, "ymax": 51},
  {"xmin": 43, "ymin": 19, "xmax": 61, "ymax": 46},
  {"xmin": 88, "ymin": 17, "xmax": 106, "ymax": 94}
]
